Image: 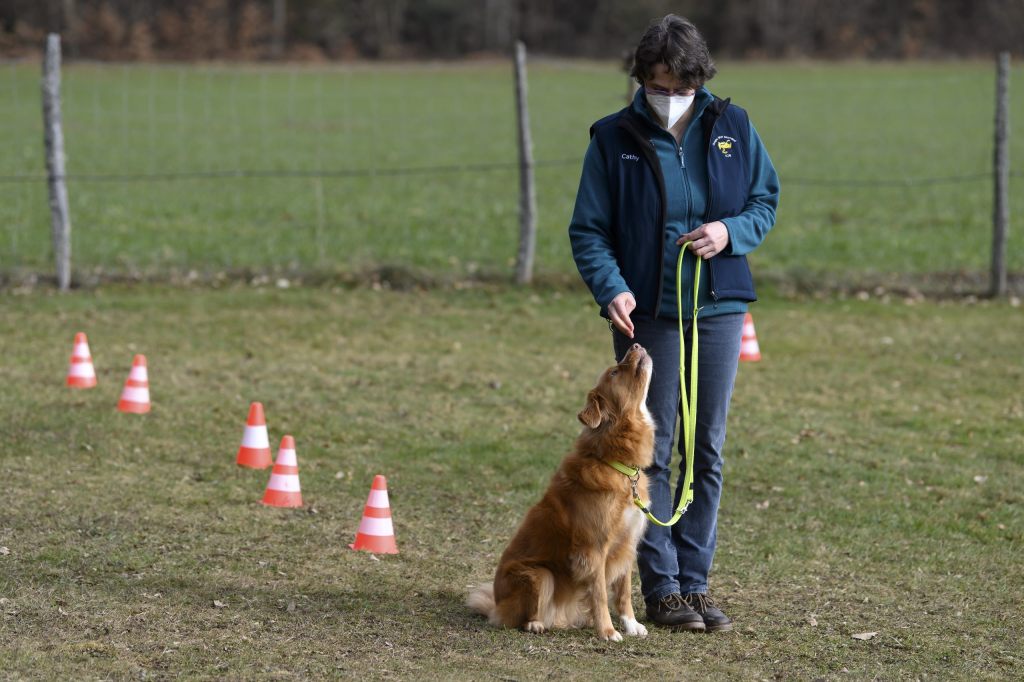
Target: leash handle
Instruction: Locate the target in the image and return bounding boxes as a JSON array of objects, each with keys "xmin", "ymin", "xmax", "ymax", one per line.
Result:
[{"xmin": 676, "ymin": 242, "xmax": 699, "ymax": 515}]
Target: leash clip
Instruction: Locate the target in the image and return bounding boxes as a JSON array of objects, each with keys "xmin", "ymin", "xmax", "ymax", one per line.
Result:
[{"xmin": 628, "ymin": 473, "xmax": 640, "ymax": 501}]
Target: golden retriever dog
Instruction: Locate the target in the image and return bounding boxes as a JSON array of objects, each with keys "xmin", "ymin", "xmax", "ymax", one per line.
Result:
[{"xmin": 467, "ymin": 343, "xmax": 655, "ymax": 641}]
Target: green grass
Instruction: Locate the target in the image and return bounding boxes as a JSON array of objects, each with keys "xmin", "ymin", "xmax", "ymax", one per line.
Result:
[
  {"xmin": 2, "ymin": 60, "xmax": 1023, "ymax": 287},
  {"xmin": 1, "ymin": 284, "xmax": 1021, "ymax": 678}
]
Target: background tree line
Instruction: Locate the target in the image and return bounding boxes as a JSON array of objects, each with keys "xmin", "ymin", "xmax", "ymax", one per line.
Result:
[{"xmin": 2, "ymin": 0, "xmax": 1022, "ymax": 61}]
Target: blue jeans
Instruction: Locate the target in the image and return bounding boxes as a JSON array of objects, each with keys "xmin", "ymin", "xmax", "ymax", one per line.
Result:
[{"xmin": 613, "ymin": 313, "xmax": 744, "ymax": 602}]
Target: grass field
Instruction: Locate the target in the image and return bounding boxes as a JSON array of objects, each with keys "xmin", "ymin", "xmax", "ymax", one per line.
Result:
[
  {"xmin": 2, "ymin": 57, "xmax": 1022, "ymax": 678},
  {"xmin": 1, "ymin": 284, "xmax": 1021, "ymax": 679},
  {"xmin": 1, "ymin": 59, "xmax": 1023, "ymax": 289}
]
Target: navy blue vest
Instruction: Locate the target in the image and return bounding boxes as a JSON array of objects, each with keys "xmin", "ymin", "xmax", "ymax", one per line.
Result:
[{"xmin": 589, "ymin": 98, "xmax": 756, "ymax": 318}]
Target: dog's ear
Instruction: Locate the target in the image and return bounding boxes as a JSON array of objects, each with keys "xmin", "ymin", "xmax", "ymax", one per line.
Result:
[{"xmin": 577, "ymin": 390, "xmax": 606, "ymax": 429}]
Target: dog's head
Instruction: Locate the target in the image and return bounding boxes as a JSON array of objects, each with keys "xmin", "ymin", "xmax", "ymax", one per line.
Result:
[{"xmin": 577, "ymin": 343, "xmax": 653, "ymax": 430}]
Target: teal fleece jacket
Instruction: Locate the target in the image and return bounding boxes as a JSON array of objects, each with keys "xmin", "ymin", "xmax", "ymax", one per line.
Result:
[{"xmin": 569, "ymin": 86, "xmax": 780, "ymax": 319}]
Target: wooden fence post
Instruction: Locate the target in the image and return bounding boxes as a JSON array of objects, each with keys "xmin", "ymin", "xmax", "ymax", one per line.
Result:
[
  {"xmin": 623, "ymin": 49, "xmax": 639, "ymax": 104},
  {"xmin": 43, "ymin": 33, "xmax": 72, "ymax": 291},
  {"xmin": 990, "ymin": 52, "xmax": 1010, "ymax": 297},
  {"xmin": 513, "ymin": 40, "xmax": 537, "ymax": 285},
  {"xmin": 271, "ymin": 0, "xmax": 287, "ymax": 58}
]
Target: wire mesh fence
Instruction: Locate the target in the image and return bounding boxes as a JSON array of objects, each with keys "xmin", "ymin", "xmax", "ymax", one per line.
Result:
[{"xmin": 1, "ymin": 56, "xmax": 1021, "ymax": 291}]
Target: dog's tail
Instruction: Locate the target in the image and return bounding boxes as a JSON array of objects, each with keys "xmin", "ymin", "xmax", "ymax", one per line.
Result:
[{"xmin": 466, "ymin": 582, "xmax": 499, "ymax": 625}]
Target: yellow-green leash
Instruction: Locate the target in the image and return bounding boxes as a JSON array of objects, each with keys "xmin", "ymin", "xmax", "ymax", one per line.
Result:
[{"xmin": 607, "ymin": 242, "xmax": 699, "ymax": 527}]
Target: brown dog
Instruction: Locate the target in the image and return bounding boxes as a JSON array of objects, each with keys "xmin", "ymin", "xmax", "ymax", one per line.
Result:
[{"xmin": 467, "ymin": 343, "xmax": 655, "ymax": 640}]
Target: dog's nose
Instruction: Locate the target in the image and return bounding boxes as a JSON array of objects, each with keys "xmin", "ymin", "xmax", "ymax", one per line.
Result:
[{"xmin": 631, "ymin": 343, "xmax": 641, "ymax": 351}]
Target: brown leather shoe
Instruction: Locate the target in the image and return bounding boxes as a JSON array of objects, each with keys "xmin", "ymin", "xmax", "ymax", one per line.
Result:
[
  {"xmin": 683, "ymin": 592, "xmax": 733, "ymax": 632},
  {"xmin": 645, "ymin": 593, "xmax": 706, "ymax": 631}
]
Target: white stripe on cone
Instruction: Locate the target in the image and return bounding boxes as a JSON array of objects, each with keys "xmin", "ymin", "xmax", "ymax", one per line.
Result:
[
  {"xmin": 129, "ymin": 365, "xmax": 148, "ymax": 382},
  {"xmin": 120, "ymin": 386, "xmax": 150, "ymax": 403},
  {"xmin": 275, "ymin": 448, "xmax": 297, "ymax": 466},
  {"xmin": 69, "ymin": 364, "xmax": 96, "ymax": 378},
  {"xmin": 367, "ymin": 489, "xmax": 390, "ymax": 507},
  {"xmin": 241, "ymin": 426, "xmax": 270, "ymax": 449},
  {"xmin": 73, "ymin": 342, "xmax": 90, "ymax": 357},
  {"xmin": 267, "ymin": 473, "xmax": 301, "ymax": 492},
  {"xmin": 357, "ymin": 516, "xmax": 395, "ymax": 537}
]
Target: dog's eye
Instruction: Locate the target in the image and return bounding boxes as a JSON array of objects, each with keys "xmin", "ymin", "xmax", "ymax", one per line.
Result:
[{"xmin": 610, "ymin": 370, "xmax": 618, "ymax": 377}]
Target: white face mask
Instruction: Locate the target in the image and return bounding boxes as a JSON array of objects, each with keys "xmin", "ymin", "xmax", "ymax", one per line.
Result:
[{"xmin": 646, "ymin": 92, "xmax": 695, "ymax": 129}]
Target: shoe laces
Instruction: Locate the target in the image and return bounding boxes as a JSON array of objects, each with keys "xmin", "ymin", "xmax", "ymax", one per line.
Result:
[
  {"xmin": 660, "ymin": 593, "xmax": 686, "ymax": 611},
  {"xmin": 685, "ymin": 593, "xmax": 716, "ymax": 612}
]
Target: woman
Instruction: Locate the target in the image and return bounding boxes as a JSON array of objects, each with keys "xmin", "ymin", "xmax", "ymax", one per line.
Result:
[{"xmin": 568, "ymin": 14, "xmax": 779, "ymax": 633}]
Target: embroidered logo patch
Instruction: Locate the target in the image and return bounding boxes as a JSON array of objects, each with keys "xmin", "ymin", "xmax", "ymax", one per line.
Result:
[
  {"xmin": 713, "ymin": 135, "xmax": 736, "ymax": 158},
  {"xmin": 621, "ymin": 153, "xmax": 639, "ymax": 162}
]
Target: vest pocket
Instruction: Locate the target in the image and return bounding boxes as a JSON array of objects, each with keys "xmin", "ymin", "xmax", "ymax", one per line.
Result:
[{"xmin": 709, "ymin": 254, "xmax": 756, "ymax": 302}]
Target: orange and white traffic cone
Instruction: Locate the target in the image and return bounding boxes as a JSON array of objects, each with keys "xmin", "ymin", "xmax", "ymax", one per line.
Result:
[
  {"xmin": 236, "ymin": 402, "xmax": 272, "ymax": 469},
  {"xmin": 261, "ymin": 435, "xmax": 303, "ymax": 508},
  {"xmin": 117, "ymin": 354, "xmax": 151, "ymax": 413},
  {"xmin": 66, "ymin": 332, "xmax": 97, "ymax": 388},
  {"xmin": 349, "ymin": 475, "xmax": 398, "ymax": 554},
  {"xmin": 739, "ymin": 312, "xmax": 762, "ymax": 362}
]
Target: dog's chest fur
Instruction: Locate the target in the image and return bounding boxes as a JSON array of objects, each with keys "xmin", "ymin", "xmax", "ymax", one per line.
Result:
[{"xmin": 622, "ymin": 504, "xmax": 647, "ymax": 545}]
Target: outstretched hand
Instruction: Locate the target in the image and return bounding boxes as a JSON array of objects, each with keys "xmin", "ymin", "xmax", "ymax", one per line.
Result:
[{"xmin": 608, "ymin": 291, "xmax": 636, "ymax": 339}]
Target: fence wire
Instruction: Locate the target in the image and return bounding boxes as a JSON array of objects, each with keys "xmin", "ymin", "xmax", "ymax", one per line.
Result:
[
  {"xmin": 0, "ymin": 166, "xmax": 1017, "ymax": 186},
  {"xmin": 0, "ymin": 59, "xmax": 1020, "ymax": 285}
]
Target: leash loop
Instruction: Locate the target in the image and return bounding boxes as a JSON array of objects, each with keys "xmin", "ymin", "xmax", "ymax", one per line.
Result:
[{"xmin": 607, "ymin": 242, "xmax": 699, "ymax": 527}]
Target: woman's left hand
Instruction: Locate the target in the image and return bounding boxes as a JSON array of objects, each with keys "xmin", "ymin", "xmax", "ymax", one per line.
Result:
[{"xmin": 677, "ymin": 221, "xmax": 730, "ymax": 259}]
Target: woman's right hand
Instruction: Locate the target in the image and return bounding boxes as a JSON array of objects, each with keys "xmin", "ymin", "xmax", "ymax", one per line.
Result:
[{"xmin": 608, "ymin": 291, "xmax": 636, "ymax": 339}]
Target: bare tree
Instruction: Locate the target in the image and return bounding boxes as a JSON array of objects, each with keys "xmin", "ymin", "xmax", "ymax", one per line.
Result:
[{"xmin": 4, "ymin": 0, "xmax": 1024, "ymax": 60}]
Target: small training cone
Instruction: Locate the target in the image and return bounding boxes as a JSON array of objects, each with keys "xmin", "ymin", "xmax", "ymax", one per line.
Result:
[
  {"xmin": 117, "ymin": 354, "xmax": 151, "ymax": 413},
  {"xmin": 349, "ymin": 475, "xmax": 398, "ymax": 554},
  {"xmin": 261, "ymin": 435, "xmax": 303, "ymax": 507},
  {"xmin": 236, "ymin": 402, "xmax": 272, "ymax": 469},
  {"xmin": 739, "ymin": 312, "xmax": 761, "ymax": 362},
  {"xmin": 66, "ymin": 332, "xmax": 97, "ymax": 388}
]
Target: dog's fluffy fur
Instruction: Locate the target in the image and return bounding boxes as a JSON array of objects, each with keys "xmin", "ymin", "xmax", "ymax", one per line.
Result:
[{"xmin": 467, "ymin": 344, "xmax": 655, "ymax": 640}]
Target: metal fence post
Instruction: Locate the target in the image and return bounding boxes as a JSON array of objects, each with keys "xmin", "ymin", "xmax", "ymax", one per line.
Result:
[
  {"xmin": 43, "ymin": 33, "xmax": 72, "ymax": 291},
  {"xmin": 513, "ymin": 40, "xmax": 536, "ymax": 285},
  {"xmin": 991, "ymin": 51, "xmax": 1010, "ymax": 297}
]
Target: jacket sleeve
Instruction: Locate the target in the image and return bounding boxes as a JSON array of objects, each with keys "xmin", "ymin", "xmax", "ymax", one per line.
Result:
[
  {"xmin": 568, "ymin": 136, "xmax": 631, "ymax": 311},
  {"xmin": 721, "ymin": 120, "xmax": 780, "ymax": 256}
]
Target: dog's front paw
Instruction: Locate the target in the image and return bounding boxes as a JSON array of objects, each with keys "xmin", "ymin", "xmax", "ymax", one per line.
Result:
[
  {"xmin": 523, "ymin": 620, "xmax": 546, "ymax": 634},
  {"xmin": 598, "ymin": 628, "xmax": 623, "ymax": 642},
  {"xmin": 621, "ymin": 616, "xmax": 648, "ymax": 637}
]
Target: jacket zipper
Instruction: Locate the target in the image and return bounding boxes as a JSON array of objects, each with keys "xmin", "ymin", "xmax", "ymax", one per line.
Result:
[{"xmin": 679, "ymin": 143, "xmax": 698, "ymax": 314}]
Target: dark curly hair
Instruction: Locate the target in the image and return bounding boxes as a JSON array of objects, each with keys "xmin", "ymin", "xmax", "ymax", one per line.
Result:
[{"xmin": 630, "ymin": 14, "xmax": 716, "ymax": 89}]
